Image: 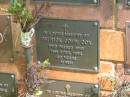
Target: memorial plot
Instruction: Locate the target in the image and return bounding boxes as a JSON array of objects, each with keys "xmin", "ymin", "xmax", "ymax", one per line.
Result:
[
  {"xmin": 35, "ymin": 18, "xmax": 99, "ymax": 72},
  {"xmin": 0, "ymin": 72, "xmax": 17, "ymax": 97},
  {"xmin": 41, "ymin": 79, "xmax": 99, "ymax": 97},
  {"xmin": 0, "ymin": 15, "xmax": 13, "ymax": 62}
]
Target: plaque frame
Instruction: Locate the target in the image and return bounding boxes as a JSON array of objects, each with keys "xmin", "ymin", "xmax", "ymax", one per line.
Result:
[
  {"xmin": 32, "ymin": 0, "xmax": 100, "ymax": 5},
  {"xmin": 0, "ymin": 72, "xmax": 17, "ymax": 97},
  {"xmin": 41, "ymin": 79, "xmax": 100, "ymax": 97},
  {"xmin": 125, "ymin": 21, "xmax": 130, "ymax": 74},
  {"xmin": 35, "ymin": 17, "xmax": 100, "ymax": 72},
  {"xmin": 0, "ymin": 15, "xmax": 14, "ymax": 62}
]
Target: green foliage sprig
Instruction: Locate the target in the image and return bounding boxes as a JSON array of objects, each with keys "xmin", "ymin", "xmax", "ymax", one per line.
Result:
[
  {"xmin": 6, "ymin": 0, "xmax": 49, "ymax": 32},
  {"xmin": 7, "ymin": 0, "xmax": 33, "ymax": 32}
]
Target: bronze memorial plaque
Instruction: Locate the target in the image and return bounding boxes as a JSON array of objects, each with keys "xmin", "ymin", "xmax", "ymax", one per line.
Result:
[
  {"xmin": 126, "ymin": 0, "xmax": 130, "ymax": 6},
  {"xmin": 125, "ymin": 21, "xmax": 130, "ymax": 73},
  {"xmin": 0, "ymin": 72, "xmax": 17, "ymax": 97},
  {"xmin": 41, "ymin": 79, "xmax": 99, "ymax": 97},
  {"xmin": 32, "ymin": 0, "xmax": 100, "ymax": 5},
  {"xmin": 35, "ymin": 18, "xmax": 99, "ymax": 72},
  {"xmin": 0, "ymin": 15, "xmax": 13, "ymax": 62}
]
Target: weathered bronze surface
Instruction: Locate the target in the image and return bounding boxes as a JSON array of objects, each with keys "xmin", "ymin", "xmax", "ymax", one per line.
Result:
[
  {"xmin": 41, "ymin": 79, "xmax": 99, "ymax": 97},
  {"xmin": 126, "ymin": 0, "xmax": 130, "ymax": 6},
  {"xmin": 0, "ymin": 72, "xmax": 17, "ymax": 97},
  {"xmin": 35, "ymin": 17, "xmax": 99, "ymax": 72},
  {"xmin": 125, "ymin": 21, "xmax": 130, "ymax": 73},
  {"xmin": 32, "ymin": 0, "xmax": 100, "ymax": 5},
  {"xmin": 0, "ymin": 15, "xmax": 13, "ymax": 62}
]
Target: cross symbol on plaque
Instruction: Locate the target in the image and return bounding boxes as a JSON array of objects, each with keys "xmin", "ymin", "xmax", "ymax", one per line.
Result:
[{"xmin": 64, "ymin": 24, "xmax": 69, "ymax": 33}]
